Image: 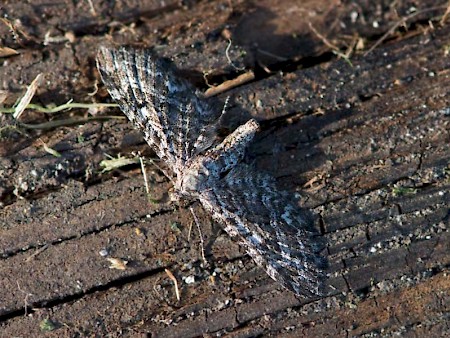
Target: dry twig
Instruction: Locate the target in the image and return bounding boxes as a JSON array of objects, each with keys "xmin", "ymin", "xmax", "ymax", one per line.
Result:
[
  {"xmin": 204, "ymin": 71, "xmax": 255, "ymax": 97},
  {"xmin": 164, "ymin": 268, "xmax": 180, "ymax": 301}
]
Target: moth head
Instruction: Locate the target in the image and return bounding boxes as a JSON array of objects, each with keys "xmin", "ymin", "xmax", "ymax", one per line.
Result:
[{"xmin": 175, "ymin": 163, "xmax": 208, "ymax": 197}]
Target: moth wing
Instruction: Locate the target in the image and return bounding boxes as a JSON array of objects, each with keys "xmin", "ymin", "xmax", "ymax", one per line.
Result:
[
  {"xmin": 97, "ymin": 47, "xmax": 220, "ymax": 170},
  {"xmin": 199, "ymin": 164, "xmax": 324, "ymax": 297}
]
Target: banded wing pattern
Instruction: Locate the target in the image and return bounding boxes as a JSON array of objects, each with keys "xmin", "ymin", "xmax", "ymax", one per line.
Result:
[
  {"xmin": 97, "ymin": 47, "xmax": 324, "ymax": 297},
  {"xmin": 199, "ymin": 164, "xmax": 323, "ymax": 296},
  {"xmin": 97, "ymin": 47, "xmax": 221, "ymax": 175}
]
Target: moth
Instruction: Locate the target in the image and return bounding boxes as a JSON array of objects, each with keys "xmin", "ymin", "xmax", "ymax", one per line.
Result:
[{"xmin": 97, "ymin": 47, "xmax": 324, "ymax": 297}]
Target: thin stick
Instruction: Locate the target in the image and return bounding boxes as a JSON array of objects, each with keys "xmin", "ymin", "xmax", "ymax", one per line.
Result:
[
  {"xmin": 308, "ymin": 22, "xmax": 340, "ymax": 51},
  {"xmin": 16, "ymin": 281, "xmax": 32, "ymax": 316},
  {"xmin": 364, "ymin": 6, "xmax": 447, "ymax": 56},
  {"xmin": 139, "ymin": 155, "xmax": 150, "ymax": 195},
  {"xmin": 1, "ymin": 101, "xmax": 119, "ymax": 114},
  {"xmin": 440, "ymin": 0, "xmax": 450, "ymax": 24},
  {"xmin": 164, "ymin": 268, "xmax": 180, "ymax": 301},
  {"xmin": 25, "ymin": 244, "xmax": 49, "ymax": 262},
  {"xmin": 189, "ymin": 207, "xmax": 207, "ymax": 264},
  {"xmin": 39, "ymin": 139, "xmax": 61, "ymax": 157},
  {"xmin": 204, "ymin": 71, "xmax": 255, "ymax": 98},
  {"xmin": 308, "ymin": 22, "xmax": 353, "ymax": 65},
  {"xmin": 187, "ymin": 220, "xmax": 194, "ymax": 241}
]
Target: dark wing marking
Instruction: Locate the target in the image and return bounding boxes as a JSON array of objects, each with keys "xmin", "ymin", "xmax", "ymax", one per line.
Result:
[
  {"xmin": 199, "ymin": 164, "xmax": 324, "ymax": 297},
  {"xmin": 96, "ymin": 47, "xmax": 220, "ymax": 173}
]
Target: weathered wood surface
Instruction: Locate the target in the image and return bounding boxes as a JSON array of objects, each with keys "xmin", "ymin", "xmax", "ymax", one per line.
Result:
[{"xmin": 0, "ymin": 0, "xmax": 449, "ymax": 337}]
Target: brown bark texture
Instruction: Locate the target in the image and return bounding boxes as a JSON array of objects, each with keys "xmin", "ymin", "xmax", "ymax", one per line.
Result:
[{"xmin": 0, "ymin": 0, "xmax": 449, "ymax": 337}]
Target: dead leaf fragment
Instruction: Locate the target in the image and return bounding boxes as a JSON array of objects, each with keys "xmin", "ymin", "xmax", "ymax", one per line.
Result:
[
  {"xmin": 106, "ymin": 257, "xmax": 128, "ymax": 270},
  {"xmin": 13, "ymin": 73, "xmax": 43, "ymax": 120},
  {"xmin": 0, "ymin": 46, "xmax": 19, "ymax": 57},
  {"xmin": 0, "ymin": 90, "xmax": 8, "ymax": 104}
]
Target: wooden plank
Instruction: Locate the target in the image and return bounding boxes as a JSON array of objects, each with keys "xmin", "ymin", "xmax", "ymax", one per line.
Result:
[{"xmin": 0, "ymin": 0, "xmax": 449, "ymax": 336}]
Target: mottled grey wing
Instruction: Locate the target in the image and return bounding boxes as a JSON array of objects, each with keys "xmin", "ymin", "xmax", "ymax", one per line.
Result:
[
  {"xmin": 199, "ymin": 164, "xmax": 324, "ymax": 297},
  {"xmin": 96, "ymin": 47, "xmax": 220, "ymax": 171}
]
